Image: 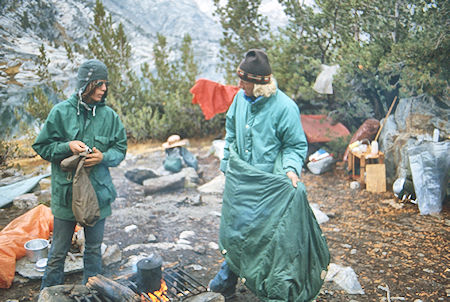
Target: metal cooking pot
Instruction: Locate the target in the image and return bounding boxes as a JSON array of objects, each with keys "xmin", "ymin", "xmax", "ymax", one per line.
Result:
[
  {"xmin": 136, "ymin": 254, "xmax": 163, "ymax": 293},
  {"xmin": 24, "ymin": 239, "xmax": 49, "ymax": 262}
]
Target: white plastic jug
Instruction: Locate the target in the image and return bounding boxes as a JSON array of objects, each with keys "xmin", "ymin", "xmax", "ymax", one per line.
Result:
[{"xmin": 370, "ymin": 141, "xmax": 378, "ymax": 155}]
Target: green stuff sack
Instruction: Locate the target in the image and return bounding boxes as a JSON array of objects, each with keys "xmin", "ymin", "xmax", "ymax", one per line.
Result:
[
  {"xmin": 219, "ymin": 145, "xmax": 330, "ymax": 302},
  {"xmin": 163, "ymin": 154, "xmax": 183, "ymax": 173}
]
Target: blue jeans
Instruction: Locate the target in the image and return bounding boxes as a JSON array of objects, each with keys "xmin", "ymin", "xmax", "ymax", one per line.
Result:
[
  {"xmin": 40, "ymin": 217, "xmax": 105, "ymax": 289},
  {"xmin": 209, "ymin": 261, "xmax": 238, "ymax": 296}
]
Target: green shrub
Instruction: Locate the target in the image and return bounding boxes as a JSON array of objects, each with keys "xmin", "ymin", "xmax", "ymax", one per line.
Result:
[
  {"xmin": 323, "ymin": 135, "xmax": 352, "ymax": 161},
  {"xmin": 0, "ymin": 136, "xmax": 19, "ymax": 167}
]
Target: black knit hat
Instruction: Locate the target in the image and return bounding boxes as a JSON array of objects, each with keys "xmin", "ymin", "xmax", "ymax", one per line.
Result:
[{"xmin": 237, "ymin": 49, "xmax": 271, "ymax": 84}]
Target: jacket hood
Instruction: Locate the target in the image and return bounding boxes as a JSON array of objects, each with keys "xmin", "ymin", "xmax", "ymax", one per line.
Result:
[
  {"xmin": 75, "ymin": 59, "xmax": 108, "ymax": 116},
  {"xmin": 77, "ymin": 59, "xmax": 108, "ymax": 94}
]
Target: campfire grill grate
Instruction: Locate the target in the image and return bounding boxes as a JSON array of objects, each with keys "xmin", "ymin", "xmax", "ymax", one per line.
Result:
[
  {"xmin": 41, "ymin": 267, "xmax": 208, "ymax": 302},
  {"xmin": 130, "ymin": 266, "xmax": 208, "ymax": 301}
]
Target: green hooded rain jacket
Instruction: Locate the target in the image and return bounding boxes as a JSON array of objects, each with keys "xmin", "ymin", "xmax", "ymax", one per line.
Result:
[{"xmin": 32, "ymin": 94, "xmax": 127, "ymax": 221}]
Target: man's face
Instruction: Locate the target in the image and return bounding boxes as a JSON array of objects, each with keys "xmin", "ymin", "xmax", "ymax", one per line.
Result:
[
  {"xmin": 239, "ymin": 79, "xmax": 254, "ymax": 97},
  {"xmin": 88, "ymin": 80, "xmax": 108, "ymax": 103}
]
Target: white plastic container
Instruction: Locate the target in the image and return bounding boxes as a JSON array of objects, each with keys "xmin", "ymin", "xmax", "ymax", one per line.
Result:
[
  {"xmin": 433, "ymin": 129, "xmax": 440, "ymax": 142},
  {"xmin": 370, "ymin": 141, "xmax": 378, "ymax": 155}
]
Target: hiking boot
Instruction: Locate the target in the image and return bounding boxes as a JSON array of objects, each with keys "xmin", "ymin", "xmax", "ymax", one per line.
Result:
[{"xmin": 208, "ymin": 261, "xmax": 238, "ymax": 297}]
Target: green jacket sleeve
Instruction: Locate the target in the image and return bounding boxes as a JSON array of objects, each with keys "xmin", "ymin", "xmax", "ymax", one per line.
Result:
[
  {"xmin": 100, "ymin": 113, "xmax": 127, "ymax": 167},
  {"xmin": 220, "ymin": 97, "xmax": 237, "ymax": 173},
  {"xmin": 32, "ymin": 108, "xmax": 73, "ymax": 162},
  {"xmin": 278, "ymin": 105, "xmax": 308, "ymax": 176}
]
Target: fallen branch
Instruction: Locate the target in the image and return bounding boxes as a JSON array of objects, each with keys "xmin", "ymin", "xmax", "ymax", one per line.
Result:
[{"xmin": 378, "ymin": 284, "xmax": 391, "ymax": 302}]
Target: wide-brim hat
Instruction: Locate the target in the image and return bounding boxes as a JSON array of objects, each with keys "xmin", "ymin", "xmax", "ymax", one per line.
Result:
[
  {"xmin": 237, "ymin": 49, "xmax": 272, "ymax": 84},
  {"xmin": 162, "ymin": 134, "xmax": 188, "ymax": 149}
]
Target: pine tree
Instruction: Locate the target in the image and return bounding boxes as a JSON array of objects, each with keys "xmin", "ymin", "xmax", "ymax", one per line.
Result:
[
  {"xmin": 213, "ymin": 0, "xmax": 270, "ymax": 83},
  {"xmin": 25, "ymin": 44, "xmax": 63, "ymax": 127},
  {"xmin": 87, "ymin": 0, "xmax": 135, "ymax": 116}
]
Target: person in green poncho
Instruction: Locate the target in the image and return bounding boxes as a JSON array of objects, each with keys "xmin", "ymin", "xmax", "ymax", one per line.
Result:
[
  {"xmin": 33, "ymin": 59, "xmax": 127, "ymax": 290},
  {"xmin": 209, "ymin": 49, "xmax": 308, "ymax": 299}
]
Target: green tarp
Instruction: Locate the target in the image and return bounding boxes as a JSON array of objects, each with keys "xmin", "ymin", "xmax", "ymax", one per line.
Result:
[
  {"xmin": 0, "ymin": 174, "xmax": 51, "ymax": 208},
  {"xmin": 219, "ymin": 145, "xmax": 330, "ymax": 301}
]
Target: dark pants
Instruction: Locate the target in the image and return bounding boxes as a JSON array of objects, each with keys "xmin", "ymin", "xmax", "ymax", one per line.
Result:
[{"xmin": 40, "ymin": 217, "xmax": 105, "ymax": 289}]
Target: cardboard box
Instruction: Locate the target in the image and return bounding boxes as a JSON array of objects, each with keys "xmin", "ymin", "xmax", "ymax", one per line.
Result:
[{"xmin": 366, "ymin": 164, "xmax": 386, "ymax": 193}]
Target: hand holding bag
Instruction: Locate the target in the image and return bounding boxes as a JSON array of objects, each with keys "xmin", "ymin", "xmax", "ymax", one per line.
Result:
[{"xmin": 61, "ymin": 152, "xmax": 100, "ymax": 227}]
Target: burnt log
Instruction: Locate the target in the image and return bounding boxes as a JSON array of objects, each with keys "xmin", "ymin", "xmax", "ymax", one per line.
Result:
[{"xmin": 86, "ymin": 274, "xmax": 140, "ymax": 302}]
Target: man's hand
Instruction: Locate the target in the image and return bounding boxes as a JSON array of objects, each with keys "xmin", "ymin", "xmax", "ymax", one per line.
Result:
[
  {"xmin": 286, "ymin": 171, "xmax": 299, "ymax": 188},
  {"xmin": 84, "ymin": 147, "xmax": 103, "ymax": 167},
  {"xmin": 69, "ymin": 140, "xmax": 87, "ymax": 155}
]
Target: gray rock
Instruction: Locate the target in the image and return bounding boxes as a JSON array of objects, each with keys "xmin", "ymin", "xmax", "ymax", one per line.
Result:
[
  {"xmin": 181, "ymin": 195, "xmax": 203, "ymax": 206},
  {"xmin": 143, "ymin": 172, "xmax": 185, "ymax": 194},
  {"xmin": 16, "ymin": 255, "xmax": 83, "ymax": 280},
  {"xmin": 183, "ymin": 167, "xmax": 200, "ymax": 187},
  {"xmin": 197, "ymin": 174, "xmax": 225, "ymax": 194},
  {"xmin": 147, "ymin": 234, "xmax": 157, "ymax": 242},
  {"xmin": 349, "ymin": 181, "xmax": 360, "ymax": 189},
  {"xmin": 325, "ymin": 263, "xmax": 364, "ymax": 295},
  {"xmin": 208, "ymin": 242, "xmax": 219, "ymax": 250},
  {"xmin": 211, "ymin": 140, "xmax": 225, "ymax": 160},
  {"xmin": 12, "ymin": 193, "xmax": 38, "ymax": 209},
  {"xmin": 177, "ymin": 238, "xmax": 192, "ymax": 245},
  {"xmin": 38, "ymin": 178, "xmax": 51, "ymax": 187},
  {"xmin": 36, "ymin": 189, "xmax": 51, "ymax": 203},
  {"xmin": 194, "ymin": 244, "xmax": 206, "ymax": 255},
  {"xmin": 102, "ymin": 244, "xmax": 122, "ymax": 267},
  {"xmin": 0, "ymin": 170, "xmax": 25, "ymax": 186},
  {"xmin": 179, "ymin": 230, "xmax": 195, "ymax": 240},
  {"xmin": 124, "ymin": 224, "xmax": 138, "ymax": 233},
  {"xmin": 379, "ymin": 95, "xmax": 449, "ymax": 184},
  {"xmin": 125, "ymin": 168, "xmax": 159, "ymax": 185},
  {"xmin": 38, "ymin": 285, "xmax": 91, "ymax": 302},
  {"xmin": 310, "ymin": 203, "xmax": 329, "ymax": 224},
  {"xmin": 184, "ymin": 292, "xmax": 225, "ymax": 302}
]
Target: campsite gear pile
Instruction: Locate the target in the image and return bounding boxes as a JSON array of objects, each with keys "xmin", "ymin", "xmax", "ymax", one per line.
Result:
[{"xmin": 307, "ymin": 149, "xmax": 335, "ymax": 175}]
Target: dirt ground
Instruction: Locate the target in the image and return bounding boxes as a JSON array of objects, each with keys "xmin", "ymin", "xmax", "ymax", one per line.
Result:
[{"xmin": 0, "ymin": 141, "xmax": 449, "ymax": 302}]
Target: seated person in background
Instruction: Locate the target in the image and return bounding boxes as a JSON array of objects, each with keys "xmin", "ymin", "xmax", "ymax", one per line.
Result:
[{"xmin": 162, "ymin": 134, "xmax": 198, "ymax": 173}]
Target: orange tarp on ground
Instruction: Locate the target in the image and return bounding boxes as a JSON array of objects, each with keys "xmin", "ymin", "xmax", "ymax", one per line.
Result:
[
  {"xmin": 0, "ymin": 204, "xmax": 53, "ymax": 288},
  {"xmin": 300, "ymin": 115, "xmax": 350, "ymax": 143},
  {"xmin": 190, "ymin": 78, "xmax": 239, "ymax": 120}
]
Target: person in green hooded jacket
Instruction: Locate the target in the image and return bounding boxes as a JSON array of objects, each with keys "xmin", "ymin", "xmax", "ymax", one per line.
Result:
[
  {"xmin": 33, "ymin": 59, "xmax": 127, "ymax": 289},
  {"xmin": 209, "ymin": 49, "xmax": 308, "ymax": 299}
]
